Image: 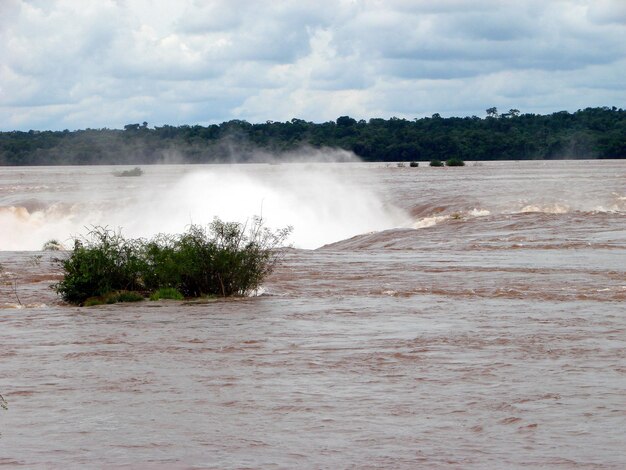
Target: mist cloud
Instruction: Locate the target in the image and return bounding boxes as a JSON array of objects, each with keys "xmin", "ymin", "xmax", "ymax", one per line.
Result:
[{"xmin": 1, "ymin": 0, "xmax": 624, "ymax": 130}]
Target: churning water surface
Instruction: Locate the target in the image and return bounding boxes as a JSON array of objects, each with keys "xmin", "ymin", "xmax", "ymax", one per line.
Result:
[{"xmin": 1, "ymin": 160, "xmax": 625, "ymax": 468}]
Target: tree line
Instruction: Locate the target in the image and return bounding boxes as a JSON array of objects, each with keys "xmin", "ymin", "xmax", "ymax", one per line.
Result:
[{"xmin": 0, "ymin": 106, "xmax": 624, "ymax": 165}]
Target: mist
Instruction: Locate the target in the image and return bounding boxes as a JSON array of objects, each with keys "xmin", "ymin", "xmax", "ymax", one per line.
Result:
[{"xmin": 0, "ymin": 152, "xmax": 409, "ymax": 251}]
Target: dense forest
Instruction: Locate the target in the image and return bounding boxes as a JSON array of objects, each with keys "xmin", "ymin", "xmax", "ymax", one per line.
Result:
[{"xmin": 0, "ymin": 107, "xmax": 624, "ymax": 165}]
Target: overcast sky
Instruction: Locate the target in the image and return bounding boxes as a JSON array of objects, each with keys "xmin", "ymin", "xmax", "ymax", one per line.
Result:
[{"xmin": 1, "ymin": 0, "xmax": 625, "ymax": 131}]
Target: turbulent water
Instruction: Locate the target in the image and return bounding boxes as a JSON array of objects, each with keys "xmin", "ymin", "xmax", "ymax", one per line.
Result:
[{"xmin": 1, "ymin": 160, "xmax": 625, "ymax": 468}]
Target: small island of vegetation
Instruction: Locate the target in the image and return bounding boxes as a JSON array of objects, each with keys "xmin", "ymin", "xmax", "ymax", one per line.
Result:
[{"xmin": 54, "ymin": 218, "xmax": 291, "ymax": 306}]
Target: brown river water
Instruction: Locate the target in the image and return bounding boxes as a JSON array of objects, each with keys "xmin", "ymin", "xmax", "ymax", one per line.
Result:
[{"xmin": 1, "ymin": 160, "xmax": 625, "ymax": 468}]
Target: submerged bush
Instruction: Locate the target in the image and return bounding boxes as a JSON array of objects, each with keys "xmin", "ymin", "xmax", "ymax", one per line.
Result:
[
  {"xmin": 429, "ymin": 159, "xmax": 444, "ymax": 167},
  {"xmin": 445, "ymin": 158, "xmax": 465, "ymax": 166},
  {"xmin": 1, "ymin": 261, "xmax": 22, "ymax": 306},
  {"xmin": 54, "ymin": 217, "xmax": 291, "ymax": 305},
  {"xmin": 114, "ymin": 167, "xmax": 143, "ymax": 177},
  {"xmin": 409, "ymin": 161, "xmax": 419, "ymax": 167},
  {"xmin": 43, "ymin": 239, "xmax": 64, "ymax": 251}
]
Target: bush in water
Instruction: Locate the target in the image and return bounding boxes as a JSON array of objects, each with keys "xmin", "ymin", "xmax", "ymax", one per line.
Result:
[
  {"xmin": 446, "ymin": 158, "xmax": 465, "ymax": 166},
  {"xmin": 54, "ymin": 217, "xmax": 291, "ymax": 305},
  {"xmin": 429, "ymin": 159, "xmax": 444, "ymax": 167}
]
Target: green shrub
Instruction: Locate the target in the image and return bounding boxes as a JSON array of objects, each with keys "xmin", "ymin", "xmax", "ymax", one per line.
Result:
[
  {"xmin": 149, "ymin": 287, "xmax": 184, "ymax": 301},
  {"xmin": 144, "ymin": 218, "xmax": 291, "ymax": 297},
  {"xmin": 430, "ymin": 159, "xmax": 444, "ymax": 167},
  {"xmin": 409, "ymin": 161, "xmax": 418, "ymax": 167},
  {"xmin": 54, "ymin": 217, "xmax": 291, "ymax": 305},
  {"xmin": 54, "ymin": 227, "xmax": 146, "ymax": 305},
  {"xmin": 445, "ymin": 158, "xmax": 465, "ymax": 166}
]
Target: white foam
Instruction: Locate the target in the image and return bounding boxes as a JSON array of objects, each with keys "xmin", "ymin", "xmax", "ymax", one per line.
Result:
[
  {"xmin": 469, "ymin": 208, "xmax": 491, "ymax": 217},
  {"xmin": 519, "ymin": 203, "xmax": 570, "ymax": 214},
  {"xmin": 412, "ymin": 215, "xmax": 449, "ymax": 229}
]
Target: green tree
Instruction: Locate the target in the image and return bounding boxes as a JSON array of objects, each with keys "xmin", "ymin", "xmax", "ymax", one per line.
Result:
[{"xmin": 486, "ymin": 107, "xmax": 499, "ymax": 118}]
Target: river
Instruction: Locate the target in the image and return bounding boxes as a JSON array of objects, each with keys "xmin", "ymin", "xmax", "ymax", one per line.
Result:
[{"xmin": 1, "ymin": 160, "xmax": 625, "ymax": 468}]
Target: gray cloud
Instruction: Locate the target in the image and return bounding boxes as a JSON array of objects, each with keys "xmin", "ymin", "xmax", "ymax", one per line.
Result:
[{"xmin": 0, "ymin": 0, "xmax": 624, "ymax": 130}]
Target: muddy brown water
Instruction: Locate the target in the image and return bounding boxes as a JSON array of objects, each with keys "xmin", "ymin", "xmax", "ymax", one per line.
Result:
[{"xmin": 1, "ymin": 160, "xmax": 625, "ymax": 468}]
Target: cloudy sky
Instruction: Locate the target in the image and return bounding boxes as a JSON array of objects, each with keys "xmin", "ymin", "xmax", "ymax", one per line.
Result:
[{"xmin": 1, "ymin": 0, "xmax": 625, "ymax": 131}]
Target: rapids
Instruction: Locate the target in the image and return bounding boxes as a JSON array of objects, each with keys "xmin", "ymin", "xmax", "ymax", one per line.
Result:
[{"xmin": 1, "ymin": 160, "xmax": 625, "ymax": 468}]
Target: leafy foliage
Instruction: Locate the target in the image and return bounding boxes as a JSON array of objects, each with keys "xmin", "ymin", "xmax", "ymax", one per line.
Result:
[
  {"xmin": 149, "ymin": 287, "xmax": 184, "ymax": 301},
  {"xmin": 143, "ymin": 217, "xmax": 291, "ymax": 297},
  {"xmin": 54, "ymin": 218, "xmax": 291, "ymax": 305},
  {"xmin": 54, "ymin": 227, "xmax": 146, "ymax": 304}
]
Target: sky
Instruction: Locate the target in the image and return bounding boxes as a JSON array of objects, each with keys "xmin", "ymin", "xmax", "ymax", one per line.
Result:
[{"xmin": 0, "ymin": 0, "xmax": 625, "ymax": 131}]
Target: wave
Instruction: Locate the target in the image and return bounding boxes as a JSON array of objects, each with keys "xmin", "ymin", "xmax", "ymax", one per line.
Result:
[
  {"xmin": 403, "ymin": 194, "xmax": 625, "ymax": 233},
  {"xmin": 411, "ymin": 208, "xmax": 492, "ymax": 229},
  {"xmin": 321, "ymin": 208, "xmax": 625, "ymax": 251},
  {"xmin": 368, "ymin": 285, "xmax": 626, "ymax": 302}
]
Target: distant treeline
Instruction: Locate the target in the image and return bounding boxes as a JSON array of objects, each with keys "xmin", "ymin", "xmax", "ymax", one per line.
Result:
[{"xmin": 1, "ymin": 107, "xmax": 624, "ymax": 165}]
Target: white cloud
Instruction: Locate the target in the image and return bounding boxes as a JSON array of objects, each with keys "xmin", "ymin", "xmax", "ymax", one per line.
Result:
[
  {"xmin": 586, "ymin": 0, "xmax": 626, "ymax": 25},
  {"xmin": 0, "ymin": 0, "xmax": 624, "ymax": 130}
]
